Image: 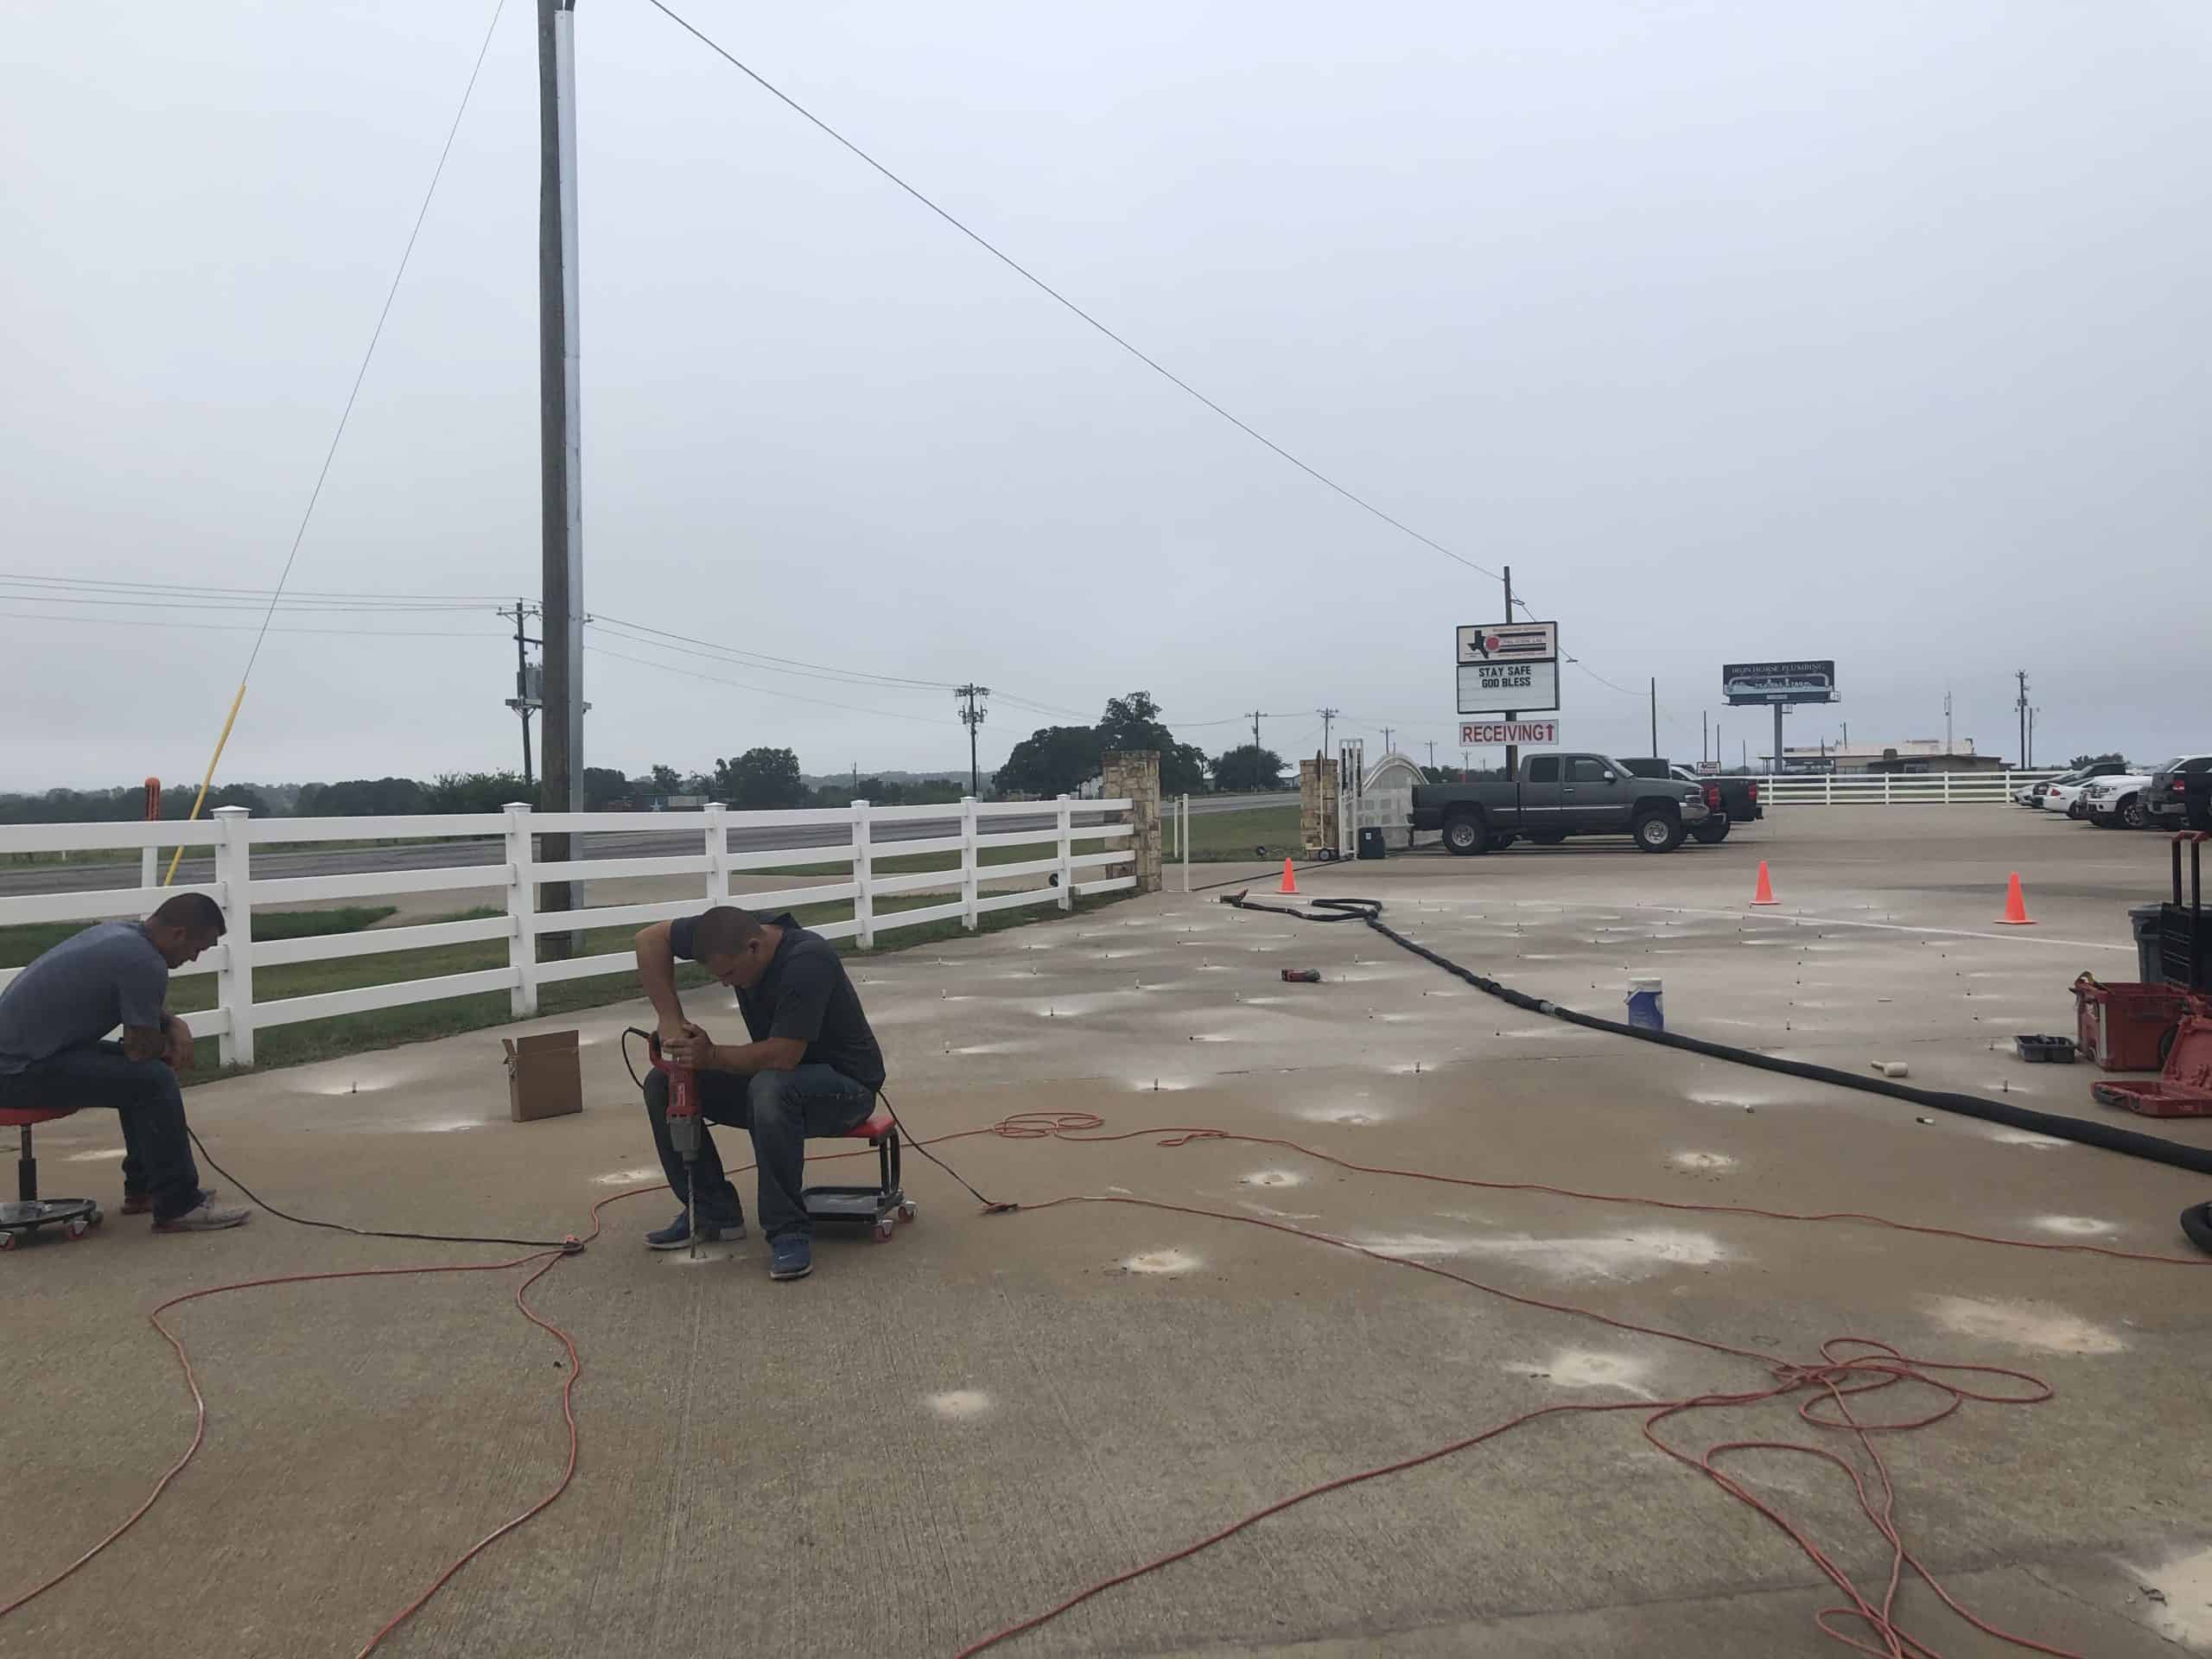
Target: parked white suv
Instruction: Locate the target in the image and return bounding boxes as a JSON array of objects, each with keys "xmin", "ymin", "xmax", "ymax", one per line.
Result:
[{"xmin": 2085, "ymin": 772, "xmax": 2157, "ymax": 830}]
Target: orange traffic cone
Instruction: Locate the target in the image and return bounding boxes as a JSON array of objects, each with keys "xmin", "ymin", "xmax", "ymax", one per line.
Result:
[
  {"xmin": 1278, "ymin": 858, "xmax": 1299, "ymax": 894},
  {"xmin": 1996, "ymin": 871, "xmax": 2035, "ymax": 925},
  {"xmin": 1751, "ymin": 861, "xmax": 1778, "ymax": 906}
]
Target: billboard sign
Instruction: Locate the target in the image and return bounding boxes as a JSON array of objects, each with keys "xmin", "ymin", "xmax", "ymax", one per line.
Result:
[
  {"xmin": 1458, "ymin": 658, "xmax": 1560, "ymax": 714},
  {"xmin": 1456, "ymin": 621, "xmax": 1558, "ymax": 663},
  {"xmin": 1721, "ymin": 659, "xmax": 1836, "ymax": 705},
  {"xmin": 1461, "ymin": 719, "xmax": 1560, "ymax": 747}
]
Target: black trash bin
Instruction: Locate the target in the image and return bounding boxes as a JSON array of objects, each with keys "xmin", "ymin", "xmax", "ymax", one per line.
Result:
[
  {"xmin": 2130, "ymin": 904, "xmax": 2164, "ymax": 983},
  {"xmin": 1357, "ymin": 827, "xmax": 1386, "ymax": 861}
]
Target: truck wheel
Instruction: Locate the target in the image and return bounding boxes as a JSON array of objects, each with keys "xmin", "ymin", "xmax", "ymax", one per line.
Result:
[
  {"xmin": 1691, "ymin": 817, "xmax": 1731, "ymax": 844},
  {"xmin": 1633, "ymin": 810, "xmax": 1685, "ymax": 853},
  {"xmin": 1442, "ymin": 813, "xmax": 1489, "ymax": 856},
  {"xmin": 2121, "ymin": 796, "xmax": 2148, "ymax": 830}
]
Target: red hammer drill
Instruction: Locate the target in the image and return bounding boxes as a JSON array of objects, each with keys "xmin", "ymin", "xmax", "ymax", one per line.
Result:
[{"xmin": 646, "ymin": 1032, "xmax": 704, "ymax": 1256}]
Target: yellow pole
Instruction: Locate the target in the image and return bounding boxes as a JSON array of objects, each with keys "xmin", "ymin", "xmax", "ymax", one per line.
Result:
[{"xmin": 162, "ymin": 681, "xmax": 249, "ymax": 887}]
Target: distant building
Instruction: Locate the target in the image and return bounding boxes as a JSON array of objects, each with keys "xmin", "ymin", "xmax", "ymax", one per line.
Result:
[{"xmin": 1764, "ymin": 739, "xmax": 2006, "ymax": 775}]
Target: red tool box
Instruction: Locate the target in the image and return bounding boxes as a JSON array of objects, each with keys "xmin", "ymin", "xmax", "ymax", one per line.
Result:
[
  {"xmin": 2092, "ymin": 1017, "xmax": 2212, "ymax": 1116},
  {"xmin": 2074, "ymin": 975, "xmax": 2202, "ymax": 1071}
]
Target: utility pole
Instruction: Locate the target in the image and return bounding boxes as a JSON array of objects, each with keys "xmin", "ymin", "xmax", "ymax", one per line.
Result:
[
  {"xmin": 1382, "ymin": 725, "xmax": 1395, "ymax": 753},
  {"xmin": 1702, "ymin": 709, "xmax": 1709, "ymax": 766},
  {"xmin": 1318, "ymin": 707, "xmax": 1338, "ymax": 760},
  {"xmin": 2027, "ymin": 705, "xmax": 2037, "ymax": 768},
  {"xmin": 2015, "ymin": 670, "xmax": 2029, "ymax": 768},
  {"xmin": 501, "ymin": 600, "xmax": 541, "ymax": 785},
  {"xmin": 1648, "ymin": 677, "xmax": 1657, "ymax": 756},
  {"xmin": 1841, "ymin": 720, "xmax": 1849, "ymax": 752},
  {"xmin": 1502, "ymin": 564, "xmax": 1518, "ymax": 781},
  {"xmin": 1944, "ymin": 690, "xmax": 1953, "ymax": 756},
  {"xmin": 954, "ymin": 684, "xmax": 990, "ymax": 797},
  {"xmin": 1426, "ymin": 739, "xmax": 1436, "ymax": 772},
  {"xmin": 1247, "ymin": 710, "xmax": 1265, "ymax": 752},
  {"xmin": 537, "ymin": 0, "xmax": 584, "ymax": 952}
]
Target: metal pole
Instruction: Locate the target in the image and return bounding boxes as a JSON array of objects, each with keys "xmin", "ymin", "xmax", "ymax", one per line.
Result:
[
  {"xmin": 1502, "ymin": 564, "xmax": 1517, "ymax": 781},
  {"xmin": 512, "ymin": 599, "xmax": 537, "ymax": 787},
  {"xmin": 1702, "ymin": 709, "xmax": 1708, "ymax": 766},
  {"xmin": 1772, "ymin": 703, "xmax": 1783, "ymax": 778},
  {"xmin": 537, "ymin": 0, "xmax": 584, "ymax": 950},
  {"xmin": 1649, "ymin": 677, "xmax": 1656, "ymax": 756}
]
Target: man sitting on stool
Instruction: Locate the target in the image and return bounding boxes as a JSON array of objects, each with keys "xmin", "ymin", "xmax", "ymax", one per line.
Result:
[
  {"xmin": 0, "ymin": 893, "xmax": 249, "ymax": 1232},
  {"xmin": 634, "ymin": 905, "xmax": 886, "ymax": 1281}
]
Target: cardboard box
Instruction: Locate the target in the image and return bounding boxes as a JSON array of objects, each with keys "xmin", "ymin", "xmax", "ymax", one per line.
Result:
[{"xmin": 503, "ymin": 1031, "xmax": 582, "ymax": 1122}]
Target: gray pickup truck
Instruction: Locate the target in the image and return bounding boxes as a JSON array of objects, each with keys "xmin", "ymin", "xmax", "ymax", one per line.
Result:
[{"xmin": 1410, "ymin": 752, "xmax": 1710, "ymax": 855}]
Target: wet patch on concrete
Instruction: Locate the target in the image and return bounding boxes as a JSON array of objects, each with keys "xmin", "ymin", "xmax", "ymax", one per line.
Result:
[
  {"xmin": 925, "ymin": 1389, "xmax": 993, "ymax": 1421},
  {"xmin": 1670, "ymin": 1151, "xmax": 1737, "ymax": 1172},
  {"xmin": 1503, "ymin": 1348, "xmax": 1656, "ymax": 1396},
  {"xmin": 1358, "ymin": 1227, "xmax": 1726, "ymax": 1281},
  {"xmin": 1924, "ymin": 1295, "xmax": 2126, "ymax": 1355},
  {"xmin": 1122, "ymin": 1248, "xmax": 1201, "ymax": 1275},
  {"xmin": 2117, "ymin": 1543, "xmax": 2212, "ymax": 1648}
]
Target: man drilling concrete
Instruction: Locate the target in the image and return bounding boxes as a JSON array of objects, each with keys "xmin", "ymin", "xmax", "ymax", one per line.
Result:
[{"xmin": 632, "ymin": 905, "xmax": 886, "ymax": 1281}]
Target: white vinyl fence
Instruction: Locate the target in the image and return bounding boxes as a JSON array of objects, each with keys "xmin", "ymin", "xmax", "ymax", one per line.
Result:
[
  {"xmin": 0, "ymin": 798, "xmax": 1135, "ymax": 1066},
  {"xmin": 1756, "ymin": 770, "xmax": 2063, "ymax": 807}
]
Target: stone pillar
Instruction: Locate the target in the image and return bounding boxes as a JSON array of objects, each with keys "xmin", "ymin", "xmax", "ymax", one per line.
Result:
[
  {"xmin": 1101, "ymin": 750, "xmax": 1162, "ymax": 894},
  {"xmin": 1299, "ymin": 757, "xmax": 1338, "ymax": 855}
]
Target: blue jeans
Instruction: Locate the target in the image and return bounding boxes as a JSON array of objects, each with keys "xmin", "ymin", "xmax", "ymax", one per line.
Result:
[
  {"xmin": 0, "ymin": 1042, "xmax": 203, "ymax": 1221},
  {"xmin": 642, "ymin": 1064, "xmax": 876, "ymax": 1240}
]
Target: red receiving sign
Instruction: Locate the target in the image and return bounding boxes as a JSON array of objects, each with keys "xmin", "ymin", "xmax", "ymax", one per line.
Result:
[{"xmin": 1460, "ymin": 720, "xmax": 1560, "ymax": 746}]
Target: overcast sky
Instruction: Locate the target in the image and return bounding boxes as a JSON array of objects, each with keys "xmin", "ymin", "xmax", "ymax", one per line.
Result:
[{"xmin": 4, "ymin": 0, "xmax": 2208, "ymax": 792}]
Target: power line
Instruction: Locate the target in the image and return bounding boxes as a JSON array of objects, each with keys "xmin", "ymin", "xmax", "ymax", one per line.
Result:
[
  {"xmin": 639, "ymin": 0, "xmax": 1507, "ymax": 588},
  {"xmin": 0, "ymin": 573, "xmax": 517, "ymax": 605},
  {"xmin": 587, "ymin": 609, "xmax": 954, "ymax": 690},
  {"xmin": 0, "ymin": 610, "xmax": 505, "ymax": 640},
  {"xmin": 586, "ymin": 642, "xmax": 950, "ymax": 724}
]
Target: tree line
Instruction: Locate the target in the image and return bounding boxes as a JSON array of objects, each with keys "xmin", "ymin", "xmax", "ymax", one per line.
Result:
[{"xmin": 0, "ymin": 690, "xmax": 1293, "ymax": 824}]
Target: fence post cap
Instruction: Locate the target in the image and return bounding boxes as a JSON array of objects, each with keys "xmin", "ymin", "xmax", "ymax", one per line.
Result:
[{"xmin": 212, "ymin": 804, "xmax": 251, "ymax": 817}]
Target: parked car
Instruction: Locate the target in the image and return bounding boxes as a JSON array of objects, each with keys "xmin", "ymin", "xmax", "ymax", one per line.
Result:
[
  {"xmin": 2145, "ymin": 754, "xmax": 2212, "ymax": 831},
  {"xmin": 2085, "ymin": 771, "xmax": 2158, "ymax": 830},
  {"xmin": 1410, "ymin": 753, "xmax": 1709, "ymax": 854},
  {"xmin": 2023, "ymin": 762, "xmax": 2130, "ymax": 810},
  {"xmin": 2043, "ymin": 777, "xmax": 2102, "ymax": 820},
  {"xmin": 1617, "ymin": 760, "xmax": 1762, "ymax": 843}
]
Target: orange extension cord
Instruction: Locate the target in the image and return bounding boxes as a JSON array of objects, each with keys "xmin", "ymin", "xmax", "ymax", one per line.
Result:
[{"xmin": 4, "ymin": 1113, "xmax": 2203, "ymax": 1657}]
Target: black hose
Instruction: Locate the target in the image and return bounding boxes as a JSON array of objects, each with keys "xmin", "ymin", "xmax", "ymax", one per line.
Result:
[
  {"xmin": 188, "ymin": 1128, "xmax": 585, "ymax": 1254},
  {"xmin": 1219, "ymin": 891, "xmax": 2212, "ymax": 1185}
]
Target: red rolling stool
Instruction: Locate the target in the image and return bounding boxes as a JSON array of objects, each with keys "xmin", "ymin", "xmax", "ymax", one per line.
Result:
[
  {"xmin": 0, "ymin": 1107, "xmax": 101, "ymax": 1249},
  {"xmin": 800, "ymin": 1109, "xmax": 914, "ymax": 1242}
]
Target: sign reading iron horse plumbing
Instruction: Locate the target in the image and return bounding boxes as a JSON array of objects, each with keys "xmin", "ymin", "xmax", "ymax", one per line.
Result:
[{"xmin": 1456, "ymin": 621, "xmax": 1560, "ymax": 715}]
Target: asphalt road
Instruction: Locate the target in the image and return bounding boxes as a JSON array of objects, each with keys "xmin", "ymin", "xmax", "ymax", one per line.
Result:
[{"xmin": 0, "ymin": 791, "xmax": 1287, "ymax": 899}]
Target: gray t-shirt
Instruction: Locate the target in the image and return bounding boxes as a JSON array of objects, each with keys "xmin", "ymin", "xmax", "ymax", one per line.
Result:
[{"xmin": 0, "ymin": 921, "xmax": 170, "ymax": 1074}]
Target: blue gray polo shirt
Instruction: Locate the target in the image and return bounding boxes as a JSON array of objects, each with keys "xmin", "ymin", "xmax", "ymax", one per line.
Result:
[{"xmin": 0, "ymin": 921, "xmax": 169, "ymax": 1075}]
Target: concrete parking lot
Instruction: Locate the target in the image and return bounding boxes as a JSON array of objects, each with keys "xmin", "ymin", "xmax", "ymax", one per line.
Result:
[{"xmin": 4, "ymin": 806, "xmax": 2208, "ymax": 1657}]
